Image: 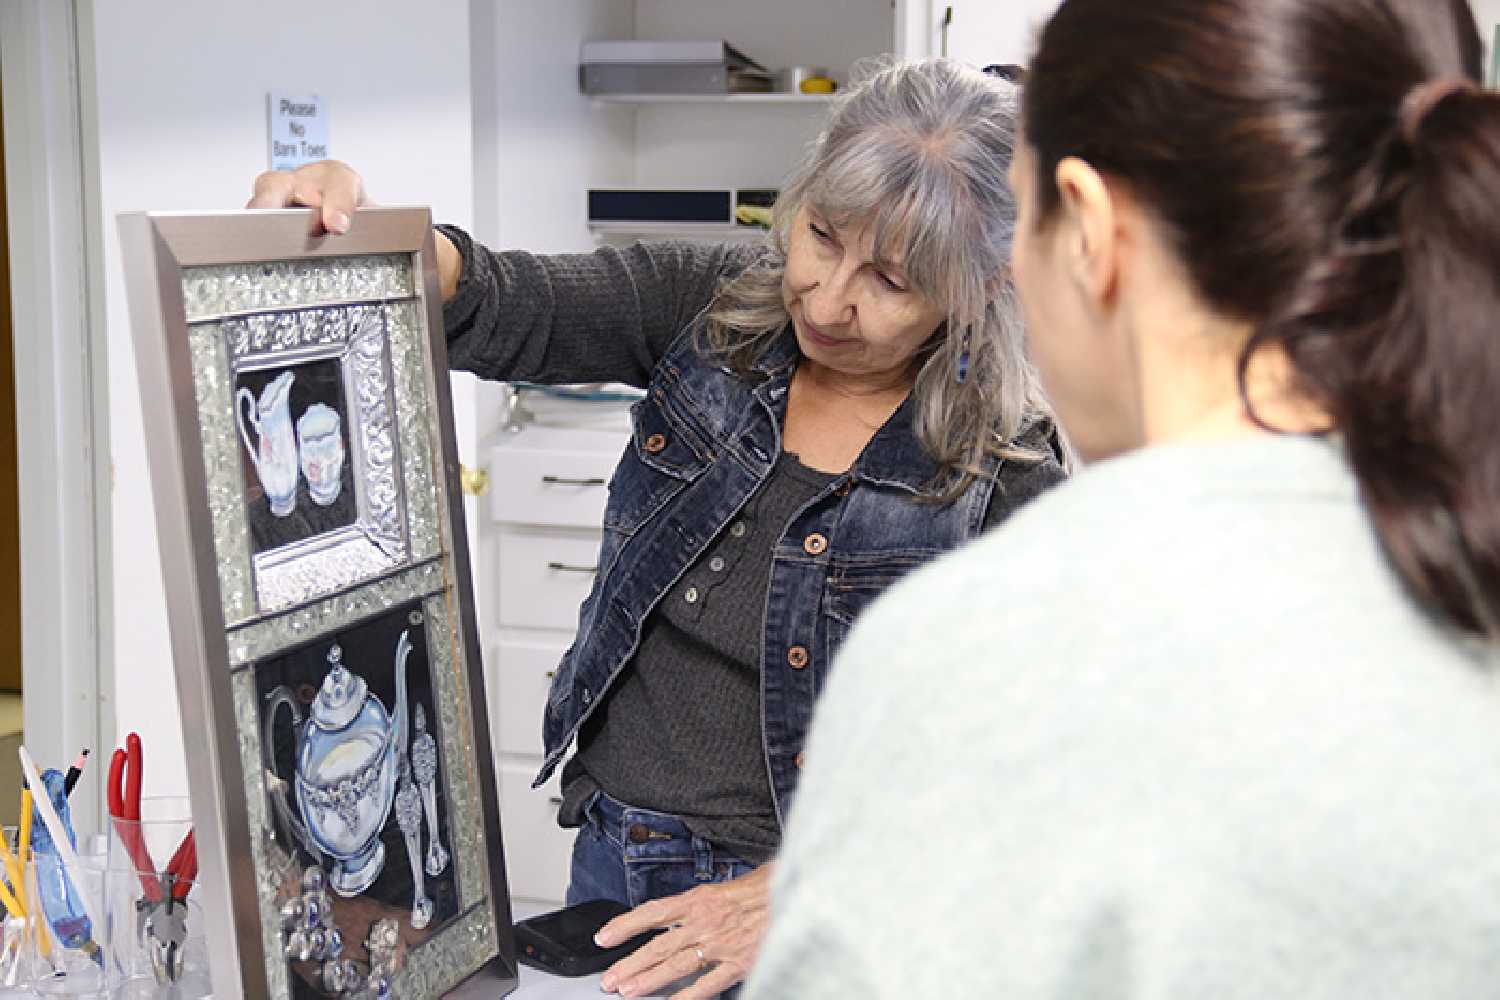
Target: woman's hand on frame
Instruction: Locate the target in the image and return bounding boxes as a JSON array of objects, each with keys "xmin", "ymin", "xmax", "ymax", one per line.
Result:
[
  {"xmin": 246, "ymin": 159, "xmax": 368, "ymax": 235},
  {"xmin": 596, "ymin": 862, "xmax": 774, "ymax": 999},
  {"xmin": 245, "ymin": 159, "xmax": 463, "ymax": 301}
]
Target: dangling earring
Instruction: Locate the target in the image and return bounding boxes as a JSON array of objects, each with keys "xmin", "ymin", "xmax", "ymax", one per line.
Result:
[{"xmin": 955, "ymin": 327, "xmax": 971, "ymax": 385}]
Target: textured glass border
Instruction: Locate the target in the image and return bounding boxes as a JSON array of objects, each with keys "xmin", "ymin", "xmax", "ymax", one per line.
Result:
[
  {"xmin": 388, "ymin": 299, "xmax": 441, "ymax": 562},
  {"xmin": 226, "ymin": 559, "xmax": 445, "ymax": 669},
  {"xmin": 234, "ymin": 582, "xmax": 497, "ymax": 998},
  {"xmin": 187, "ymin": 255, "xmax": 440, "ymax": 626},
  {"xmin": 182, "ymin": 255, "xmax": 415, "ymax": 322},
  {"xmin": 419, "ymin": 593, "xmax": 488, "ymax": 912},
  {"xmin": 390, "ymin": 592, "xmax": 499, "ymax": 995},
  {"xmin": 190, "ymin": 325, "xmax": 255, "ymax": 624},
  {"xmin": 233, "ymin": 667, "xmax": 295, "ymax": 1000},
  {"xmin": 391, "ymin": 905, "xmax": 498, "ymax": 998}
]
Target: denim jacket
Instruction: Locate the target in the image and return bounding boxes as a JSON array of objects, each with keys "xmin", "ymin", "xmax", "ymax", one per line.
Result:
[
  {"xmin": 436, "ymin": 227, "xmax": 1061, "ymax": 824},
  {"xmin": 537, "ymin": 331, "xmax": 1052, "ymax": 824}
]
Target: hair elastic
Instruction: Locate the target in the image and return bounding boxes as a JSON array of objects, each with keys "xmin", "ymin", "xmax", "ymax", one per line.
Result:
[{"xmin": 1400, "ymin": 77, "xmax": 1477, "ymax": 144}]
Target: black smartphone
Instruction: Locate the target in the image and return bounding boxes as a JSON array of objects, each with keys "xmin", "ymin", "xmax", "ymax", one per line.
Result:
[{"xmin": 514, "ymin": 899, "xmax": 664, "ymax": 977}]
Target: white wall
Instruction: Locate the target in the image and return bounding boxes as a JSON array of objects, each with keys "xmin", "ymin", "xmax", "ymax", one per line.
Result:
[
  {"xmin": 1474, "ymin": 0, "xmax": 1500, "ymax": 73},
  {"xmin": 91, "ymin": 0, "xmax": 474, "ymax": 795},
  {"xmin": 474, "ymin": 0, "xmax": 635, "ymax": 253},
  {"xmin": 466, "ymin": 0, "xmax": 637, "ymax": 629},
  {"xmin": 941, "ymin": 0, "xmax": 1062, "ymax": 67},
  {"xmin": 942, "ymin": 0, "xmax": 1491, "ymax": 72}
]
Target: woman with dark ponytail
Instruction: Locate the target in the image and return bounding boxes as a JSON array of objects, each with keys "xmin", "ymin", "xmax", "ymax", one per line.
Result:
[{"xmin": 748, "ymin": 1, "xmax": 1500, "ymax": 997}]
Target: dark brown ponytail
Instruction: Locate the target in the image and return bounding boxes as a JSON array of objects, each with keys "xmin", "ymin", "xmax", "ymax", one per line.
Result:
[{"xmin": 1024, "ymin": 0, "xmax": 1500, "ymax": 640}]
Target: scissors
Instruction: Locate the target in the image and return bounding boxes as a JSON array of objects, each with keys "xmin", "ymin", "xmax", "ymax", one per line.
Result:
[{"xmin": 107, "ymin": 733, "xmax": 199, "ymax": 983}]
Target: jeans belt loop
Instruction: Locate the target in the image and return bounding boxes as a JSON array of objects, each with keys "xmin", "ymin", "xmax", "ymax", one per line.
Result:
[
  {"xmin": 693, "ymin": 836, "xmax": 714, "ymax": 880},
  {"xmin": 582, "ymin": 788, "xmax": 606, "ymax": 833}
]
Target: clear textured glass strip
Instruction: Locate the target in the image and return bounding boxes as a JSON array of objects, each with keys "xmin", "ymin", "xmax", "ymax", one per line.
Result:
[
  {"xmin": 421, "ymin": 594, "xmax": 488, "ymax": 910},
  {"xmin": 226, "ymin": 559, "xmax": 445, "ymax": 667},
  {"xmin": 189, "ymin": 322, "xmax": 255, "ymax": 625},
  {"xmin": 387, "ymin": 299, "xmax": 442, "ymax": 561},
  {"xmin": 390, "ymin": 904, "xmax": 498, "ymax": 998},
  {"xmin": 183, "ymin": 255, "xmax": 416, "ymax": 322},
  {"xmin": 233, "ymin": 668, "xmax": 296, "ymax": 1000}
]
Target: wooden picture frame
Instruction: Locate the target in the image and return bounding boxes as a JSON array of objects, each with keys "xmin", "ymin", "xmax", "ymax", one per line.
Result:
[{"xmin": 119, "ymin": 208, "xmax": 516, "ymax": 1000}]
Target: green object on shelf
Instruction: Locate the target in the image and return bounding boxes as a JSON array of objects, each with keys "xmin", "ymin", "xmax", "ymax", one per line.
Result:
[{"xmin": 734, "ymin": 205, "xmax": 773, "ymax": 229}]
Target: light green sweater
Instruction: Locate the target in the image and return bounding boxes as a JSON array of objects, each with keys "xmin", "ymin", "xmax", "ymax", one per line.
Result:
[{"xmin": 747, "ymin": 435, "xmax": 1500, "ymax": 999}]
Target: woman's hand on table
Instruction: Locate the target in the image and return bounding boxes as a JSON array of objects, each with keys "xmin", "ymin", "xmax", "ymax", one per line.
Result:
[
  {"xmin": 596, "ymin": 863, "xmax": 773, "ymax": 999},
  {"xmin": 245, "ymin": 159, "xmax": 463, "ymax": 303}
]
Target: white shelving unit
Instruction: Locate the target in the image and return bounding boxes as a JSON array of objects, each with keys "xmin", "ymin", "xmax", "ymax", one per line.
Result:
[
  {"xmin": 590, "ymin": 93, "xmax": 837, "ymax": 105},
  {"xmin": 588, "ymin": 222, "xmax": 768, "ymax": 249}
]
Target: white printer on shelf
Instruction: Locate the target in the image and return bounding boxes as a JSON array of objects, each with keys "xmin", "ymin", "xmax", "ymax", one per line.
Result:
[{"xmin": 579, "ymin": 39, "xmax": 773, "ymax": 95}]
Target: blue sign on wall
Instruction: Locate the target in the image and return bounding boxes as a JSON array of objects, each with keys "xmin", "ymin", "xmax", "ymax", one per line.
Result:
[{"xmin": 267, "ymin": 92, "xmax": 329, "ymax": 172}]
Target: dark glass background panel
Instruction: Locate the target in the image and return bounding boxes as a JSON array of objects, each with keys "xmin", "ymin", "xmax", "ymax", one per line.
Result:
[
  {"xmin": 237, "ymin": 356, "xmax": 357, "ymax": 557},
  {"xmin": 256, "ymin": 600, "xmax": 457, "ymax": 997}
]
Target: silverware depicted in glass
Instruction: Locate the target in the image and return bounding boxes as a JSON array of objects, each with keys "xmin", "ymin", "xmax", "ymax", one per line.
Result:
[
  {"xmin": 410, "ymin": 703, "xmax": 449, "ymax": 878},
  {"xmin": 394, "ymin": 766, "xmax": 432, "ymax": 930}
]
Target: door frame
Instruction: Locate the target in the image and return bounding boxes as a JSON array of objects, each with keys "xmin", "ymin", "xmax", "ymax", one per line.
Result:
[{"xmin": 0, "ymin": 0, "xmax": 112, "ymax": 832}]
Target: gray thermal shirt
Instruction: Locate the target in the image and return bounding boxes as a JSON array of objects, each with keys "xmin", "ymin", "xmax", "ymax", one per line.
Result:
[{"xmin": 560, "ymin": 451, "xmax": 1059, "ymax": 864}]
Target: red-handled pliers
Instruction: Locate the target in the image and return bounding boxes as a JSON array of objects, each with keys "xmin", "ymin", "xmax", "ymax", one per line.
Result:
[
  {"xmin": 108, "ymin": 733, "xmax": 197, "ymax": 903},
  {"xmin": 159, "ymin": 829, "xmax": 197, "ymax": 903},
  {"xmin": 109, "ymin": 733, "xmax": 199, "ymax": 985},
  {"xmin": 108, "ymin": 733, "xmax": 162, "ymax": 903},
  {"xmin": 144, "ymin": 829, "xmax": 198, "ymax": 983}
]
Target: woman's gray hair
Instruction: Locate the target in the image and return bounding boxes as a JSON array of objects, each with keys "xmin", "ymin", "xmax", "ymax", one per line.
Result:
[{"xmin": 700, "ymin": 56, "xmax": 1060, "ymax": 496}]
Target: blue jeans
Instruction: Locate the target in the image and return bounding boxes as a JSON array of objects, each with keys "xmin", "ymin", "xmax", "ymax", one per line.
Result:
[
  {"xmin": 566, "ymin": 790, "xmax": 759, "ymax": 999},
  {"xmin": 566, "ymin": 789, "xmax": 759, "ymax": 908}
]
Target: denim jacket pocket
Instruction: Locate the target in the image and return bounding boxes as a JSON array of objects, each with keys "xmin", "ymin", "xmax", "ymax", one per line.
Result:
[
  {"xmin": 823, "ymin": 550, "xmax": 939, "ymax": 655},
  {"xmin": 603, "ymin": 392, "xmax": 715, "ymax": 534}
]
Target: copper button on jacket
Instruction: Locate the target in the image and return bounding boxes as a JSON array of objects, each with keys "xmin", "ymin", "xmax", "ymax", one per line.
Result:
[
  {"xmin": 803, "ymin": 533, "xmax": 828, "ymax": 556},
  {"xmin": 787, "ymin": 646, "xmax": 810, "ymax": 669},
  {"xmin": 644, "ymin": 433, "xmax": 667, "ymax": 454}
]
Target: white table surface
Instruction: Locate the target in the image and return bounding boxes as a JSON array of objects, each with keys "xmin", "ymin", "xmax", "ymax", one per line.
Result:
[
  {"xmin": 509, "ymin": 900, "xmax": 679, "ymax": 999},
  {"xmin": 513, "ymin": 962, "xmax": 609, "ymax": 998}
]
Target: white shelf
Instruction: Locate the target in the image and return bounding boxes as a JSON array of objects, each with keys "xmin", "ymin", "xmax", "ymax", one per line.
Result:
[
  {"xmin": 589, "ymin": 92, "xmax": 836, "ymax": 105},
  {"xmin": 590, "ymin": 222, "xmax": 744, "ymax": 232},
  {"xmin": 589, "ymin": 222, "xmax": 771, "ymax": 245}
]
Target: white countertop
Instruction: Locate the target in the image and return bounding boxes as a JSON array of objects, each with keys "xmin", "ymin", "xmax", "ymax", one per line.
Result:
[
  {"xmin": 513, "ymin": 962, "xmax": 609, "ymax": 998},
  {"xmin": 514, "ymin": 957, "xmax": 685, "ymax": 999},
  {"xmin": 509, "ymin": 900, "xmax": 679, "ymax": 999}
]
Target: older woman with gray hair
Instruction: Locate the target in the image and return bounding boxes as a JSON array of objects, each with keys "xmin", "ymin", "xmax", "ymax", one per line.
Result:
[{"xmin": 250, "ymin": 57, "xmax": 1063, "ymax": 998}]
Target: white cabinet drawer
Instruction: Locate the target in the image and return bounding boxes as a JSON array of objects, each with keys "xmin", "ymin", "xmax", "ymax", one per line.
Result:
[
  {"xmin": 489, "ymin": 637, "xmax": 568, "ymax": 757},
  {"xmin": 489, "ymin": 444, "xmax": 619, "ymax": 530},
  {"xmin": 498, "ymin": 763, "xmax": 572, "ymax": 904},
  {"xmin": 496, "ymin": 530, "xmax": 602, "ymax": 631}
]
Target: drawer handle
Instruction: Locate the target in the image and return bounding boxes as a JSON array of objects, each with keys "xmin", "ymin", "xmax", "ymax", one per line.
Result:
[
  {"xmin": 545, "ymin": 670, "xmax": 556, "ymax": 679},
  {"xmin": 548, "ymin": 796, "xmax": 564, "ymax": 807},
  {"xmin": 542, "ymin": 475, "xmax": 606, "ymax": 487},
  {"xmin": 547, "ymin": 562, "xmax": 599, "ymax": 575}
]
